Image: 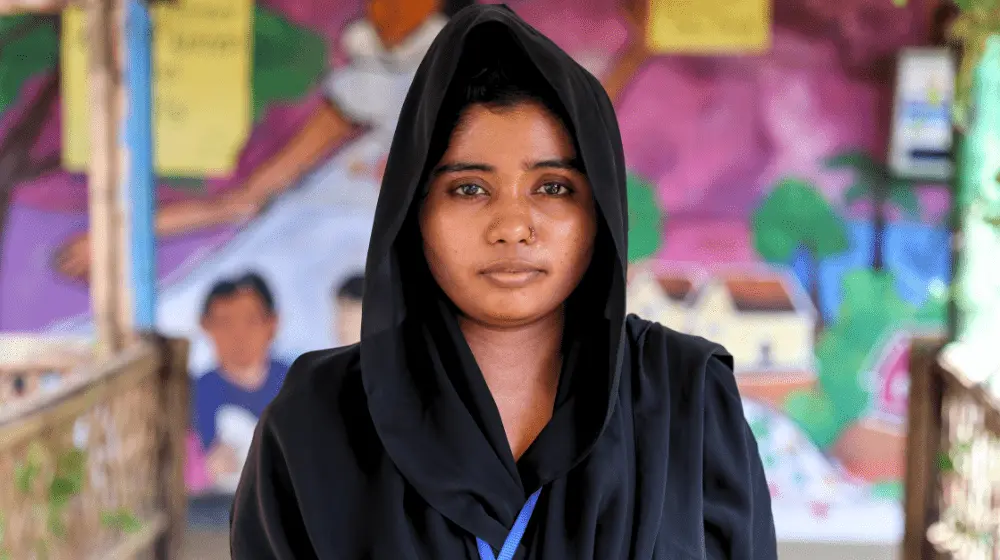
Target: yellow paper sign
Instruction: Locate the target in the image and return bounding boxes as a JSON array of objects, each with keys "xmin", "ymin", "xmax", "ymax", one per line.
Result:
[
  {"xmin": 646, "ymin": 0, "xmax": 770, "ymax": 54},
  {"xmin": 61, "ymin": 0, "xmax": 252, "ymax": 177}
]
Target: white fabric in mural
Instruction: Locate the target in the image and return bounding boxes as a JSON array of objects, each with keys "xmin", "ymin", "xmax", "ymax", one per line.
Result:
[
  {"xmin": 323, "ymin": 14, "xmax": 447, "ymax": 159},
  {"xmin": 212, "ymin": 405, "xmax": 258, "ymax": 493}
]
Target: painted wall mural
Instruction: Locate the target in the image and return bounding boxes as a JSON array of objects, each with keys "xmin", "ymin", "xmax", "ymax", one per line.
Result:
[{"xmin": 0, "ymin": 0, "xmax": 949, "ymax": 544}]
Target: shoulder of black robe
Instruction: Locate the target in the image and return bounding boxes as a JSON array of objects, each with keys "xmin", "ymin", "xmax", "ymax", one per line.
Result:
[
  {"xmin": 623, "ymin": 316, "xmax": 777, "ymax": 559},
  {"xmin": 231, "ymin": 3, "xmax": 776, "ymax": 559}
]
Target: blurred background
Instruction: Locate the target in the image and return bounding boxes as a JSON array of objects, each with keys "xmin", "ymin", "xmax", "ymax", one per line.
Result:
[{"xmin": 1, "ymin": 0, "xmax": 997, "ymax": 558}]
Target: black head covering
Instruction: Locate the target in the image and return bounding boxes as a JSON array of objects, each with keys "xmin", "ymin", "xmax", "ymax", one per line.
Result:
[
  {"xmin": 231, "ymin": 5, "xmax": 776, "ymax": 559},
  {"xmin": 359, "ymin": 3, "xmax": 627, "ymax": 545}
]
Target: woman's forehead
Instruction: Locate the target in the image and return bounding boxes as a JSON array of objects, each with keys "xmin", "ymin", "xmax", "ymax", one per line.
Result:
[{"xmin": 446, "ymin": 103, "xmax": 576, "ymax": 158}]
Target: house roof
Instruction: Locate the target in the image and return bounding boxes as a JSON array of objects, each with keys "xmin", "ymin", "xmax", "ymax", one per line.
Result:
[
  {"xmin": 657, "ymin": 276, "xmax": 696, "ymax": 302},
  {"xmin": 723, "ymin": 277, "xmax": 797, "ymax": 313},
  {"xmin": 633, "ymin": 264, "xmax": 815, "ymax": 315}
]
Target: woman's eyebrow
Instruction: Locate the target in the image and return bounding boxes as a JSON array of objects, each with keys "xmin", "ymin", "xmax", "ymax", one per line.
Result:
[
  {"xmin": 526, "ymin": 157, "xmax": 581, "ymax": 172},
  {"xmin": 432, "ymin": 162, "xmax": 494, "ymax": 176}
]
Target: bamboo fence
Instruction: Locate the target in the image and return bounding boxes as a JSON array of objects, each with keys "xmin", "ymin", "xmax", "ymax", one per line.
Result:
[
  {"xmin": 904, "ymin": 337, "xmax": 1000, "ymax": 560},
  {"xmin": 0, "ymin": 335, "xmax": 189, "ymax": 560}
]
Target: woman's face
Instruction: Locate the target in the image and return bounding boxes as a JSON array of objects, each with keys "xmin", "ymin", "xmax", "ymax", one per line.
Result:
[{"xmin": 420, "ymin": 101, "xmax": 597, "ymax": 328}]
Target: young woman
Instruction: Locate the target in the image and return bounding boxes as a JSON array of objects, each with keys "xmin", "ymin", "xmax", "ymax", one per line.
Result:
[{"xmin": 230, "ymin": 5, "xmax": 776, "ymax": 559}]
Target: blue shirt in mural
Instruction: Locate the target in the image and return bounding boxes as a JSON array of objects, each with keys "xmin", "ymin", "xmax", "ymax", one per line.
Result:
[{"xmin": 193, "ymin": 359, "xmax": 289, "ymax": 450}]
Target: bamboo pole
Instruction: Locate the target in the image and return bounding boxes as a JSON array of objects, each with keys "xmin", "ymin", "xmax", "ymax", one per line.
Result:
[{"xmin": 85, "ymin": 0, "xmax": 130, "ymax": 358}]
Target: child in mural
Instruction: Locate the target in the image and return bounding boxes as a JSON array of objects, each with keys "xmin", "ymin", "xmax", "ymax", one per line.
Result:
[
  {"xmin": 193, "ymin": 272, "xmax": 289, "ymax": 493},
  {"xmin": 332, "ymin": 273, "xmax": 364, "ymax": 347}
]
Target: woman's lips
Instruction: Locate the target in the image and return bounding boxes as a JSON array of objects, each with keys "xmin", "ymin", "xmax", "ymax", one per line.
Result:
[{"xmin": 479, "ymin": 260, "xmax": 546, "ymax": 288}]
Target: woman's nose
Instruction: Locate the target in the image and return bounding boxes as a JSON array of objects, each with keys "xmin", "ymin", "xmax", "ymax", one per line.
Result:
[{"xmin": 485, "ymin": 200, "xmax": 535, "ymax": 245}]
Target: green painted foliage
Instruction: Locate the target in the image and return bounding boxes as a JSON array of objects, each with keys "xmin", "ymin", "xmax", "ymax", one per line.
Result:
[
  {"xmin": 826, "ymin": 151, "xmax": 922, "ymax": 220},
  {"xmin": 783, "ymin": 389, "xmax": 842, "ymax": 449},
  {"xmin": 871, "ymin": 480, "xmax": 904, "ymax": 501},
  {"xmin": 783, "ymin": 268, "xmax": 946, "ymax": 449},
  {"xmin": 0, "ymin": 9, "xmax": 326, "ymax": 124},
  {"xmin": 816, "ymin": 270, "xmax": 915, "ymax": 425},
  {"xmin": 751, "ymin": 178, "xmax": 849, "ymax": 263},
  {"xmin": 626, "ymin": 173, "xmax": 666, "ymax": 263},
  {"xmin": 0, "ymin": 16, "xmax": 58, "ymax": 115},
  {"xmin": 250, "ymin": 7, "xmax": 327, "ymax": 122}
]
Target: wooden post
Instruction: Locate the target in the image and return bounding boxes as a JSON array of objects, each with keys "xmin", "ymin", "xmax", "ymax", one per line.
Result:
[
  {"xmin": 85, "ymin": 0, "xmax": 130, "ymax": 358},
  {"xmin": 151, "ymin": 334, "xmax": 190, "ymax": 560},
  {"xmin": 902, "ymin": 336, "xmax": 946, "ymax": 560}
]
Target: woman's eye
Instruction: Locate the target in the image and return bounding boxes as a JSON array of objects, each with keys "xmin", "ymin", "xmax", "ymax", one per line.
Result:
[
  {"xmin": 538, "ymin": 182, "xmax": 571, "ymax": 196},
  {"xmin": 455, "ymin": 184, "xmax": 486, "ymax": 197}
]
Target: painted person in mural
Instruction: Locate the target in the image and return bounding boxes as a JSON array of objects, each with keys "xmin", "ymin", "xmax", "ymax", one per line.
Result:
[
  {"xmin": 193, "ymin": 272, "xmax": 289, "ymax": 493},
  {"xmin": 54, "ymin": 0, "xmax": 474, "ymax": 281},
  {"xmin": 230, "ymin": 6, "xmax": 776, "ymax": 559},
  {"xmin": 332, "ymin": 273, "xmax": 364, "ymax": 347}
]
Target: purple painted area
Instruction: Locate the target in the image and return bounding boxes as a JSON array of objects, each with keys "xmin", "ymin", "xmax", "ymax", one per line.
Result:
[
  {"xmin": 506, "ymin": 0, "xmax": 627, "ymax": 56},
  {"xmin": 659, "ymin": 216, "xmax": 755, "ymax": 264},
  {"xmin": 260, "ymin": 0, "xmax": 361, "ymax": 40},
  {"xmin": 1, "ymin": 92, "xmax": 318, "ymax": 330},
  {"xmin": 0, "ymin": 203, "xmax": 236, "ymax": 330},
  {"xmin": 0, "ymin": 205, "xmax": 87, "ymax": 331},
  {"xmin": 0, "ymin": 75, "xmax": 49, "ymax": 152}
]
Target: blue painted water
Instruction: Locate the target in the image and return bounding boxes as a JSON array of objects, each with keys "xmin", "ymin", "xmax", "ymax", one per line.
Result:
[{"xmin": 790, "ymin": 220, "xmax": 950, "ymax": 322}]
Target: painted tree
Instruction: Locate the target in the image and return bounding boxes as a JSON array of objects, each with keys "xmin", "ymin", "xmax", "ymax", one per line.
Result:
[
  {"xmin": 825, "ymin": 150, "xmax": 921, "ymax": 271},
  {"xmin": 0, "ymin": 15, "xmax": 60, "ymax": 273},
  {"xmin": 247, "ymin": 7, "xmax": 326, "ymax": 123},
  {"xmin": 626, "ymin": 172, "xmax": 666, "ymax": 264},
  {"xmin": 785, "ymin": 269, "xmax": 917, "ymax": 448},
  {"xmin": 751, "ymin": 177, "xmax": 849, "ymax": 330},
  {"xmin": 0, "ymin": 8, "xmax": 326, "ymax": 271},
  {"xmin": 783, "ymin": 388, "xmax": 840, "ymax": 449},
  {"xmin": 817, "ymin": 270, "xmax": 914, "ymax": 418}
]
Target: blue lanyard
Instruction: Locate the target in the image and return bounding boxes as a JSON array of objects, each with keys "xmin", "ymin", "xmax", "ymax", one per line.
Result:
[{"xmin": 476, "ymin": 488, "xmax": 542, "ymax": 560}]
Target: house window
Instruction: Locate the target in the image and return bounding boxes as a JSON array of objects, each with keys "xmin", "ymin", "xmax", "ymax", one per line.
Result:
[
  {"xmin": 886, "ymin": 372, "xmax": 910, "ymax": 416},
  {"xmin": 759, "ymin": 342, "xmax": 773, "ymax": 367},
  {"xmin": 12, "ymin": 373, "xmax": 25, "ymax": 396}
]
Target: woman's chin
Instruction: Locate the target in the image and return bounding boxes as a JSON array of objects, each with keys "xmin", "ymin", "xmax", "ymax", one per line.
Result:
[{"xmin": 468, "ymin": 301, "xmax": 564, "ymax": 330}]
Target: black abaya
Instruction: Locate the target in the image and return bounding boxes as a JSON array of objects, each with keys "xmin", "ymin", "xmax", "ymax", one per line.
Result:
[{"xmin": 230, "ymin": 5, "xmax": 777, "ymax": 559}]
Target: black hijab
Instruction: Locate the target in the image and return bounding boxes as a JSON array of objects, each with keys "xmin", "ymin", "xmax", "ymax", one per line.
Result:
[{"xmin": 231, "ymin": 5, "xmax": 776, "ymax": 559}]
